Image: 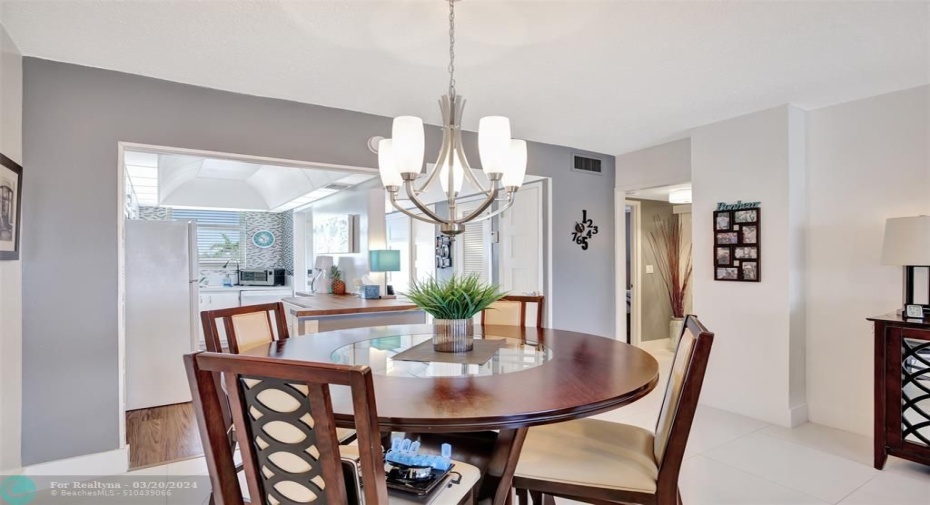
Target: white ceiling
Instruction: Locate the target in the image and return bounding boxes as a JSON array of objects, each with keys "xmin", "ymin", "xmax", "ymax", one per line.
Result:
[
  {"xmin": 124, "ymin": 151, "xmax": 373, "ymax": 212},
  {"xmin": 5, "ymin": 1, "xmax": 928, "ymax": 155}
]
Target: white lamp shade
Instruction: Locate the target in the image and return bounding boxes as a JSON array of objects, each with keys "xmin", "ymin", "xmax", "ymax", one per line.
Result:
[
  {"xmin": 314, "ymin": 255, "xmax": 334, "ymax": 270},
  {"xmin": 668, "ymin": 189, "xmax": 692, "ymax": 204},
  {"xmin": 502, "ymin": 140, "xmax": 527, "ymax": 188},
  {"xmin": 377, "ymin": 139, "xmax": 402, "ymax": 188},
  {"xmin": 438, "ymin": 157, "xmax": 464, "ymax": 195},
  {"xmin": 478, "ymin": 116, "xmax": 512, "ymax": 175},
  {"xmin": 391, "ymin": 116, "xmax": 424, "ymax": 175},
  {"xmin": 881, "ymin": 216, "xmax": 930, "ymax": 265}
]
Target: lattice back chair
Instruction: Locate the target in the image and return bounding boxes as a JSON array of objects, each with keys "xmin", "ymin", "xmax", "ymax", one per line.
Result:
[
  {"xmin": 481, "ymin": 295, "xmax": 545, "ymax": 329},
  {"xmin": 513, "ymin": 315, "xmax": 714, "ymax": 505},
  {"xmin": 200, "ymin": 302, "xmax": 296, "ymax": 455},
  {"xmin": 185, "ymin": 351, "xmax": 389, "ymax": 505},
  {"xmin": 201, "ymin": 302, "xmax": 290, "ymax": 354}
]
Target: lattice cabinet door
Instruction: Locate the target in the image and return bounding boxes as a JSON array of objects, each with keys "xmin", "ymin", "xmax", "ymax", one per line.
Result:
[{"xmin": 871, "ymin": 314, "xmax": 930, "ymax": 470}]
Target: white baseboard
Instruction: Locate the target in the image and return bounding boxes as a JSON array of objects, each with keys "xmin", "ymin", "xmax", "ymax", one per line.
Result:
[
  {"xmin": 789, "ymin": 403, "xmax": 809, "ymax": 427},
  {"xmin": 20, "ymin": 447, "xmax": 129, "ymax": 488}
]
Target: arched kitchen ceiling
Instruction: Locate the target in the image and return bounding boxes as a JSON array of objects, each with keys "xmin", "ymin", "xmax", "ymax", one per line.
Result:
[{"xmin": 125, "ymin": 151, "xmax": 374, "ymax": 212}]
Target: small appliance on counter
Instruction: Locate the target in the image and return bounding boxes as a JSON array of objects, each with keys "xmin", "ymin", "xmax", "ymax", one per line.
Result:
[
  {"xmin": 239, "ymin": 268, "xmax": 286, "ymax": 286},
  {"xmin": 361, "ymin": 284, "xmax": 381, "ymax": 299}
]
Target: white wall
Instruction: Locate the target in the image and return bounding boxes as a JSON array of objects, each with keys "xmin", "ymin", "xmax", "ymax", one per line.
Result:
[
  {"xmin": 307, "ymin": 183, "xmax": 386, "ymax": 291},
  {"xmin": 0, "ymin": 20, "xmax": 23, "ymax": 472},
  {"xmin": 806, "ymin": 85, "xmax": 930, "ymax": 436},
  {"xmin": 691, "ymin": 106, "xmax": 808, "ymax": 427},
  {"xmin": 616, "ymin": 138, "xmax": 691, "ymax": 191}
]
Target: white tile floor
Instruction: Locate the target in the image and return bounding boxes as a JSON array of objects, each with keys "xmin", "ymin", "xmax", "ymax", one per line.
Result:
[
  {"xmin": 561, "ymin": 339, "xmax": 930, "ymax": 505},
  {"xmin": 34, "ymin": 338, "xmax": 930, "ymax": 504}
]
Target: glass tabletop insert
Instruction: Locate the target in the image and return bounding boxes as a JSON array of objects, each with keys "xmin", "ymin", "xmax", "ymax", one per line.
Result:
[{"xmin": 330, "ymin": 334, "xmax": 553, "ymax": 378}]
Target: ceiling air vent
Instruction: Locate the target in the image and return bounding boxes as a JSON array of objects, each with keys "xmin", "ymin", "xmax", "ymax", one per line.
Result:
[
  {"xmin": 572, "ymin": 154, "xmax": 603, "ymax": 175},
  {"xmin": 321, "ymin": 183, "xmax": 353, "ymax": 191}
]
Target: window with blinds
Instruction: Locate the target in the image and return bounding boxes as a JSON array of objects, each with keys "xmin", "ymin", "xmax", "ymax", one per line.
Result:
[
  {"xmin": 461, "ymin": 224, "xmax": 486, "ymax": 281},
  {"xmin": 456, "ymin": 202, "xmax": 490, "ymax": 282},
  {"xmin": 171, "ymin": 209, "xmax": 246, "ymax": 265}
]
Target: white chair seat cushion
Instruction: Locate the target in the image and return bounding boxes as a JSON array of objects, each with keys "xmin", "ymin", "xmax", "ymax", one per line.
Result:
[
  {"xmin": 515, "ymin": 418, "xmax": 658, "ymax": 494},
  {"xmin": 336, "ymin": 427, "xmax": 356, "ymax": 443}
]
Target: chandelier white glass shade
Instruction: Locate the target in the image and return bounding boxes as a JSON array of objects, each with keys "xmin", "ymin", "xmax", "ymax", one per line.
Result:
[{"xmin": 377, "ymin": 0, "xmax": 527, "ymax": 236}]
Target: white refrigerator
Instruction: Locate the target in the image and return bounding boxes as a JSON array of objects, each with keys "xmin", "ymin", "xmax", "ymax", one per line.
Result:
[{"xmin": 125, "ymin": 220, "xmax": 199, "ymax": 410}]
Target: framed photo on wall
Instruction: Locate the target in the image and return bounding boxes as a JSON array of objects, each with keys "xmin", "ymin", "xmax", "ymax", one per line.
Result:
[
  {"xmin": 313, "ymin": 214, "xmax": 359, "ymax": 254},
  {"xmin": 713, "ymin": 206, "xmax": 760, "ymax": 282},
  {"xmin": 0, "ymin": 154, "xmax": 23, "ymax": 261}
]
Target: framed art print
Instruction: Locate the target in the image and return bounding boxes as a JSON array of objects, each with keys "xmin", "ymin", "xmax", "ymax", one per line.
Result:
[
  {"xmin": 313, "ymin": 214, "xmax": 359, "ymax": 254},
  {"xmin": 0, "ymin": 154, "xmax": 22, "ymax": 261}
]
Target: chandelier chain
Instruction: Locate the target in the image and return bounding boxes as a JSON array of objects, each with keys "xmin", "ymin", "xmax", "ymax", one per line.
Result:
[{"xmin": 448, "ymin": 0, "xmax": 456, "ymax": 97}]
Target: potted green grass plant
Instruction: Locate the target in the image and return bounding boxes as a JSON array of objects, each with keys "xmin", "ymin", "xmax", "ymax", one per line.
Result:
[{"xmin": 404, "ymin": 273, "xmax": 507, "ymax": 352}]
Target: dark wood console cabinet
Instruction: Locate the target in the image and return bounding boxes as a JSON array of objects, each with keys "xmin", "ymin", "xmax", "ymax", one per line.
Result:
[{"xmin": 868, "ymin": 313, "xmax": 930, "ymax": 469}]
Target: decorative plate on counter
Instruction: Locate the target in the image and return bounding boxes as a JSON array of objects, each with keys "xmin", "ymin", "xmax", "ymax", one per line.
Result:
[{"xmin": 252, "ymin": 230, "xmax": 275, "ymax": 248}]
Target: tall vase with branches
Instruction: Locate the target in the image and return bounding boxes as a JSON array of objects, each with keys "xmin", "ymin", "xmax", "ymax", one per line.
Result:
[{"xmin": 647, "ymin": 215, "xmax": 693, "ymax": 349}]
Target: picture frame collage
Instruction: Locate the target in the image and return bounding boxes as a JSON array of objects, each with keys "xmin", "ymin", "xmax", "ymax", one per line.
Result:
[
  {"xmin": 436, "ymin": 235, "xmax": 453, "ymax": 269},
  {"xmin": 714, "ymin": 206, "xmax": 761, "ymax": 282}
]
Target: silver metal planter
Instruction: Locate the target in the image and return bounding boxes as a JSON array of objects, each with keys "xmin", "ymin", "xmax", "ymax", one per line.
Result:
[{"xmin": 432, "ymin": 319, "xmax": 475, "ymax": 352}]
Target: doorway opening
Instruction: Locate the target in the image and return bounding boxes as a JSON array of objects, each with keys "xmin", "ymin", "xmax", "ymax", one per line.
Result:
[
  {"xmin": 117, "ymin": 142, "xmax": 376, "ymax": 469},
  {"xmin": 624, "ymin": 183, "xmax": 693, "ymax": 348},
  {"xmin": 387, "ymin": 178, "xmax": 551, "ymax": 327}
]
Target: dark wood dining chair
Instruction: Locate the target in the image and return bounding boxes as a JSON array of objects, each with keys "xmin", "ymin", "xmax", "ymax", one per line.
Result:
[
  {"xmin": 481, "ymin": 295, "xmax": 545, "ymax": 328},
  {"xmin": 201, "ymin": 302, "xmax": 356, "ymax": 446},
  {"xmin": 184, "ymin": 351, "xmax": 481, "ymax": 505},
  {"xmin": 201, "ymin": 302, "xmax": 290, "ymax": 354},
  {"xmin": 512, "ymin": 315, "xmax": 714, "ymax": 505}
]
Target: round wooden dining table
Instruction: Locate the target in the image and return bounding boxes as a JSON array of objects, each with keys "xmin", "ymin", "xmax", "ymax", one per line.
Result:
[{"xmin": 243, "ymin": 324, "xmax": 659, "ymax": 505}]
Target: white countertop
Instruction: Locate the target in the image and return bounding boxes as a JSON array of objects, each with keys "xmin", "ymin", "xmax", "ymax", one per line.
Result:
[{"xmin": 200, "ymin": 285, "xmax": 293, "ymax": 292}]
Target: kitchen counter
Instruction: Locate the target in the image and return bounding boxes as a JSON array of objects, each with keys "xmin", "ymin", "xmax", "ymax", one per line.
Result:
[
  {"xmin": 281, "ymin": 294, "xmax": 425, "ymax": 334},
  {"xmin": 282, "ymin": 294, "xmax": 418, "ymax": 316},
  {"xmin": 200, "ymin": 285, "xmax": 293, "ymax": 292}
]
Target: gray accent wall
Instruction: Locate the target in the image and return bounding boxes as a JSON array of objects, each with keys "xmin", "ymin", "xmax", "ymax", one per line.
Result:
[{"xmin": 22, "ymin": 58, "xmax": 615, "ymax": 464}]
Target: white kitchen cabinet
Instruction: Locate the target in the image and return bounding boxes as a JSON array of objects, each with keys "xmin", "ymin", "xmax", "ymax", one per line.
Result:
[
  {"xmin": 198, "ymin": 291, "xmax": 241, "ymax": 349},
  {"xmin": 199, "ymin": 291, "xmax": 241, "ymax": 312}
]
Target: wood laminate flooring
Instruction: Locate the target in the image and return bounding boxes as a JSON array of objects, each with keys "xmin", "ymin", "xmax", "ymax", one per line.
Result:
[{"xmin": 126, "ymin": 402, "xmax": 203, "ymax": 469}]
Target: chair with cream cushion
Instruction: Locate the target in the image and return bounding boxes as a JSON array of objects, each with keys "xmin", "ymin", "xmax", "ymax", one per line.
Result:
[
  {"xmin": 201, "ymin": 302, "xmax": 291, "ymax": 354},
  {"xmin": 202, "ymin": 302, "xmax": 356, "ymax": 446},
  {"xmin": 185, "ymin": 351, "xmax": 481, "ymax": 505},
  {"xmin": 513, "ymin": 315, "xmax": 714, "ymax": 505},
  {"xmin": 481, "ymin": 295, "xmax": 545, "ymax": 328}
]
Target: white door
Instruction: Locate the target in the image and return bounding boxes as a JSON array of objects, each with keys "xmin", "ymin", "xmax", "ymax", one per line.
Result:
[
  {"xmin": 412, "ymin": 217, "xmax": 435, "ymax": 283},
  {"xmin": 499, "ymin": 183, "xmax": 543, "ymax": 294},
  {"xmin": 385, "ymin": 213, "xmax": 412, "ymax": 293}
]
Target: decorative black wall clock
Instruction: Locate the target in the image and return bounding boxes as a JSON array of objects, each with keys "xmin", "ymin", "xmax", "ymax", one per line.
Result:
[{"xmin": 572, "ymin": 210, "xmax": 599, "ymax": 250}]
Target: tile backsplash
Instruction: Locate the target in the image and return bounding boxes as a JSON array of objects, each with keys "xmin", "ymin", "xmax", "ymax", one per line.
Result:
[{"xmin": 243, "ymin": 211, "xmax": 284, "ymax": 269}]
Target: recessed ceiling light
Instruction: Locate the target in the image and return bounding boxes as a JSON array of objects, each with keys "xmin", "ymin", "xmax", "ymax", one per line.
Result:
[{"xmin": 669, "ymin": 189, "xmax": 692, "ymax": 204}]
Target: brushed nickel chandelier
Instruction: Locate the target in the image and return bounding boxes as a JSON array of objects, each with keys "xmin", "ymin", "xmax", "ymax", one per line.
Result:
[{"xmin": 377, "ymin": 0, "xmax": 527, "ymax": 236}]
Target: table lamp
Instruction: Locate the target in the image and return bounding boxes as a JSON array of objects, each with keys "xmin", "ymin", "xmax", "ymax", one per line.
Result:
[
  {"xmin": 369, "ymin": 249, "xmax": 401, "ymax": 299},
  {"xmin": 882, "ymin": 216, "xmax": 930, "ymax": 316}
]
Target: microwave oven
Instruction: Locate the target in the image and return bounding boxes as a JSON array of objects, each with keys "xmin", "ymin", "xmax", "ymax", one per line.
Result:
[{"xmin": 239, "ymin": 268, "xmax": 286, "ymax": 286}]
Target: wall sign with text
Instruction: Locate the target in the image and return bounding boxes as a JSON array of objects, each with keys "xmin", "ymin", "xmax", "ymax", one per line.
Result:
[{"xmin": 713, "ymin": 201, "xmax": 761, "ymax": 282}]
